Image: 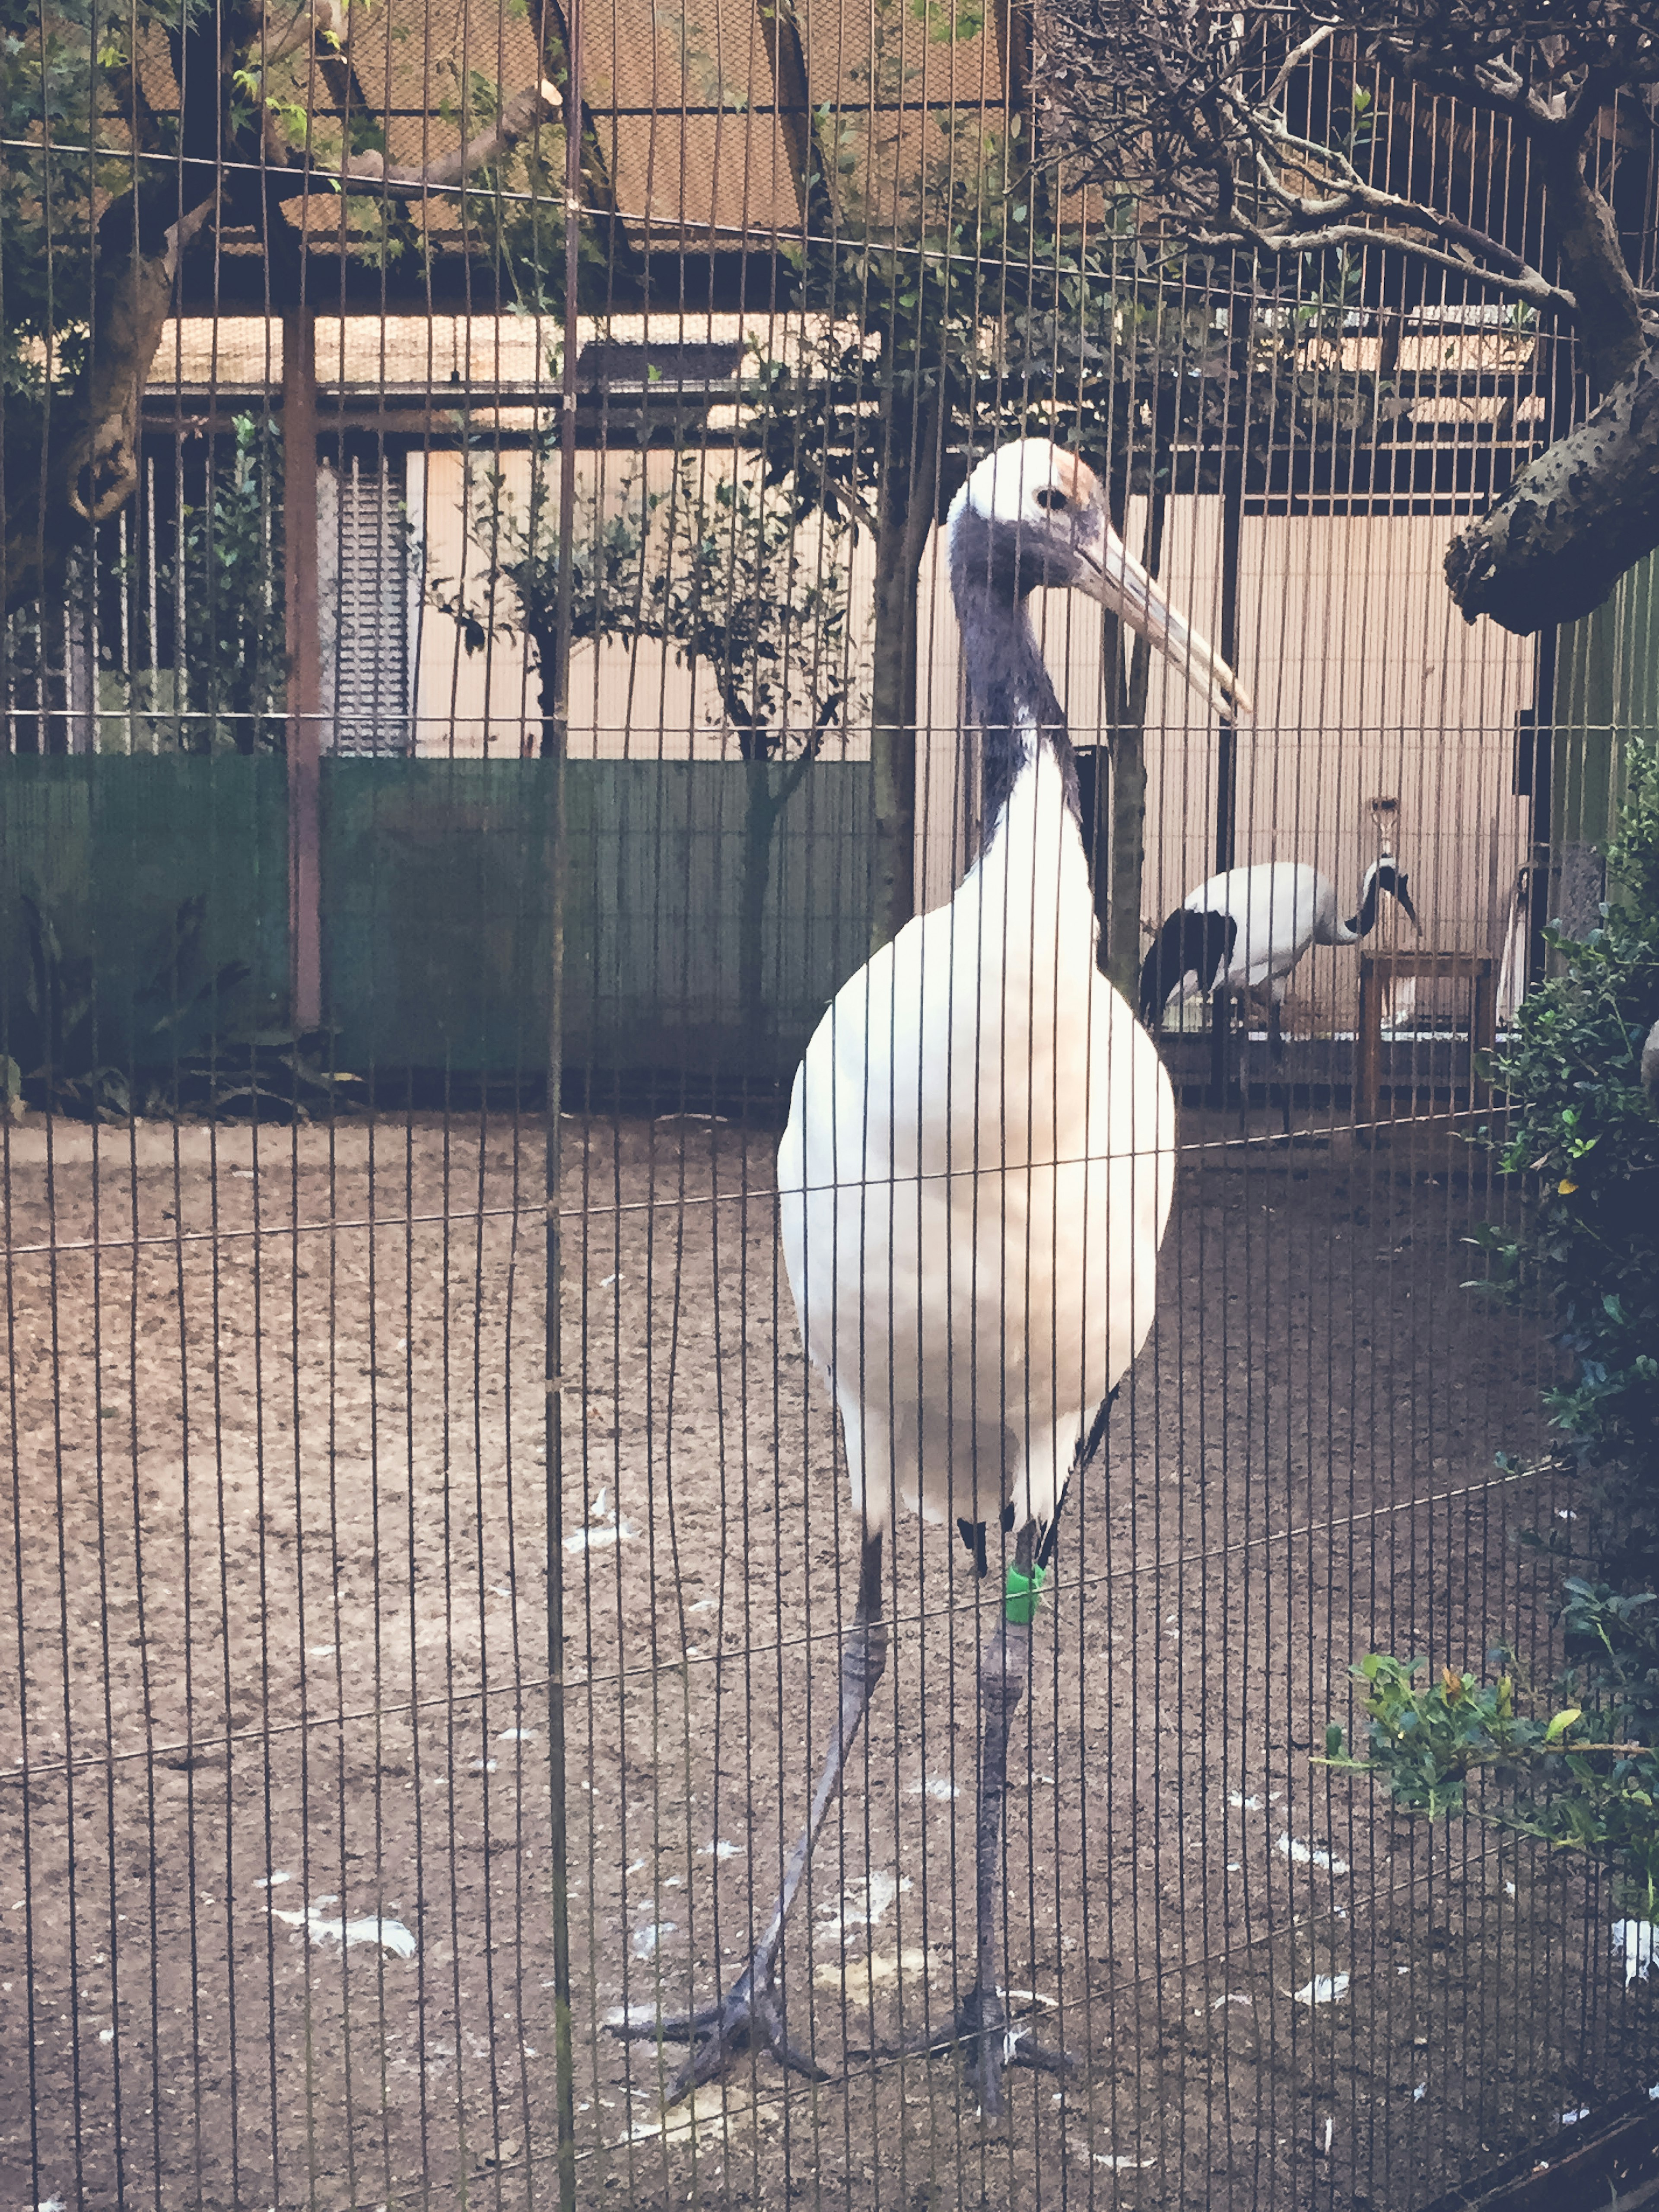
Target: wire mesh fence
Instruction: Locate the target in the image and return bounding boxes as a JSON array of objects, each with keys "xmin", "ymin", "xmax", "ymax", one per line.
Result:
[{"xmin": 4, "ymin": 1, "xmax": 1659, "ymax": 2206}]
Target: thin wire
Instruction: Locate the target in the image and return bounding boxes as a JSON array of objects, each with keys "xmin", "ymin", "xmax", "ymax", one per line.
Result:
[{"xmin": 5, "ymin": 1454, "xmax": 1545, "ymax": 1787}]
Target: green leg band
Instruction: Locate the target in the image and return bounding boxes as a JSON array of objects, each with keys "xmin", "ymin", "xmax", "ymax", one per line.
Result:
[{"xmin": 1004, "ymin": 1562, "xmax": 1045, "ymax": 1625}]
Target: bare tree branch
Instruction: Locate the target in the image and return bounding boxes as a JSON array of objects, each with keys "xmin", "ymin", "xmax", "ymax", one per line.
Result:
[
  {"xmin": 1039, "ymin": 0, "xmax": 1659, "ymax": 627},
  {"xmin": 1446, "ymin": 337, "xmax": 1659, "ymax": 630},
  {"xmin": 340, "ymin": 78, "xmax": 561, "ymax": 191}
]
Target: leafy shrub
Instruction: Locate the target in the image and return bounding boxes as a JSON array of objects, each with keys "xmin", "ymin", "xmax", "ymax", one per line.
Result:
[
  {"xmin": 1332, "ymin": 738, "xmax": 1659, "ymax": 1907},
  {"xmin": 1474, "ymin": 738, "xmax": 1659, "ymax": 1552}
]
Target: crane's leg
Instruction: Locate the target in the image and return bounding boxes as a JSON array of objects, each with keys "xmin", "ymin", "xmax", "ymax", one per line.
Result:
[
  {"xmin": 610, "ymin": 1529, "xmax": 888, "ymax": 2104},
  {"xmin": 917, "ymin": 1519, "xmax": 1077, "ymax": 2116}
]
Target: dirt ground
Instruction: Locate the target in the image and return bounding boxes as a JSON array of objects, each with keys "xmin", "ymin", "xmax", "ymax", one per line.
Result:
[{"xmin": 2, "ymin": 1102, "xmax": 1655, "ymax": 2212}]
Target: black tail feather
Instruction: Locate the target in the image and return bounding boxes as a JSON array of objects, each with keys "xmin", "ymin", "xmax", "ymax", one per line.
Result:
[{"xmin": 1138, "ymin": 909, "xmax": 1235, "ymax": 1027}]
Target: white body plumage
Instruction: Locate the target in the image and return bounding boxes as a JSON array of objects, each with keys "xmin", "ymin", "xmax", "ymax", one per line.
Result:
[
  {"xmin": 1141, "ymin": 855, "xmax": 1419, "ymax": 1026},
  {"xmin": 777, "ymin": 744, "xmax": 1175, "ymax": 1536},
  {"xmin": 1184, "ymin": 861, "xmax": 1341, "ymax": 1001}
]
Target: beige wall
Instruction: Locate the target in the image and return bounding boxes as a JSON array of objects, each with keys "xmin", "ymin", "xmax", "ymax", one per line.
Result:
[{"xmin": 410, "ymin": 458, "xmax": 1535, "ymax": 1032}]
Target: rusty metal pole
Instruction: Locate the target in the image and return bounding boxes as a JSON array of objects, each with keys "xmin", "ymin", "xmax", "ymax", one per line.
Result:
[
  {"xmin": 546, "ymin": 36, "xmax": 579, "ymax": 2212},
  {"xmin": 283, "ymin": 305, "xmax": 322, "ymax": 1032}
]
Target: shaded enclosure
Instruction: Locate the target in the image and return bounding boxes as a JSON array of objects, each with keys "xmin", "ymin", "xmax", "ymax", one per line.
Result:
[{"xmin": 6, "ymin": 0, "xmax": 1659, "ymax": 2205}]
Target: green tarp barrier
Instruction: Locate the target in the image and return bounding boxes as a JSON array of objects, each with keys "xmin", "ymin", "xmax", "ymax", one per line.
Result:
[{"xmin": 0, "ymin": 756, "xmax": 875, "ymax": 1085}]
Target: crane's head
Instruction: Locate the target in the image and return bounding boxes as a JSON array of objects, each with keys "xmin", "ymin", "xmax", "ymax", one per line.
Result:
[
  {"xmin": 1366, "ymin": 853, "xmax": 1420, "ymax": 932},
  {"xmin": 949, "ymin": 439, "xmax": 1253, "ymax": 730}
]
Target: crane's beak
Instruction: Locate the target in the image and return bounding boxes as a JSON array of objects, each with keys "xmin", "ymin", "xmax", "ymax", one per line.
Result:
[{"xmin": 1076, "ymin": 532, "xmax": 1253, "ymax": 732}]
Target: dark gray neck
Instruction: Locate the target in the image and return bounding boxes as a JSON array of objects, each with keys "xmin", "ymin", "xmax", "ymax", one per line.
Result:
[
  {"xmin": 950, "ymin": 512, "xmax": 1081, "ymax": 845},
  {"xmin": 1343, "ymin": 868, "xmax": 1382, "ymax": 941}
]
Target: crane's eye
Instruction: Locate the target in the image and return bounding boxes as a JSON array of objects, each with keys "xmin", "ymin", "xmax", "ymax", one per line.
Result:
[{"xmin": 1033, "ymin": 487, "xmax": 1069, "ymax": 512}]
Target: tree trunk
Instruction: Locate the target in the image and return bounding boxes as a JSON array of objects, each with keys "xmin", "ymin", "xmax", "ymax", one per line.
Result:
[
  {"xmin": 1103, "ymin": 494, "xmax": 1164, "ymax": 999},
  {"xmin": 3, "ymin": 187, "xmax": 214, "ymax": 617},
  {"xmin": 738, "ymin": 760, "xmax": 782, "ymax": 1042},
  {"xmin": 529, "ymin": 624, "xmax": 563, "ymax": 760},
  {"xmin": 1105, "ymin": 725, "xmax": 1147, "ymax": 998},
  {"xmin": 1446, "ymin": 337, "xmax": 1659, "ymax": 635},
  {"xmin": 1537, "ymin": 139, "xmax": 1647, "ymax": 400},
  {"xmin": 868, "ymin": 387, "xmax": 942, "ymax": 955}
]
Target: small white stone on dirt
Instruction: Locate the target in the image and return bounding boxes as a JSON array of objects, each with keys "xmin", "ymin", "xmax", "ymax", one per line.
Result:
[
  {"xmin": 1560, "ymin": 2107, "xmax": 1589, "ymax": 2125},
  {"xmin": 630, "ymin": 1922, "xmax": 675, "ymax": 1958},
  {"xmin": 813, "ymin": 1945, "xmax": 927, "ymax": 1990},
  {"xmin": 254, "ymin": 1871, "xmax": 292, "ymax": 1889},
  {"xmin": 1228, "ymin": 1793, "xmax": 1262, "ymax": 1811},
  {"xmin": 1413, "ymin": 2085, "xmax": 1426, "ymax": 2101},
  {"xmin": 563, "ymin": 1520, "xmax": 638, "ymax": 1553},
  {"xmin": 1211, "ymin": 1993, "xmax": 1250, "ymax": 2008},
  {"xmin": 815, "ymin": 1872, "xmax": 908, "ymax": 1947},
  {"xmin": 270, "ymin": 1904, "xmax": 416, "ymax": 1958},
  {"xmin": 698, "ymin": 1839, "xmax": 740, "ymax": 1859},
  {"xmin": 1293, "ymin": 1974, "xmax": 1350, "ymax": 2007},
  {"xmin": 497, "ymin": 1728, "xmax": 536, "ymax": 1741},
  {"xmin": 1277, "ymin": 1835, "xmax": 1350, "ymax": 1875}
]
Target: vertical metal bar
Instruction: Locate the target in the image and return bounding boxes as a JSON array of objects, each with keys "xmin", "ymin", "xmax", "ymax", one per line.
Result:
[
  {"xmin": 283, "ymin": 305, "xmax": 323, "ymax": 1031},
  {"xmin": 1528, "ymin": 623, "xmax": 1559, "ymax": 989},
  {"xmin": 1472, "ymin": 958, "xmax": 1497, "ymax": 1116},
  {"xmin": 1213, "ymin": 452, "xmax": 1243, "ymax": 878},
  {"xmin": 544, "ymin": 16, "xmax": 581, "ymax": 2206}
]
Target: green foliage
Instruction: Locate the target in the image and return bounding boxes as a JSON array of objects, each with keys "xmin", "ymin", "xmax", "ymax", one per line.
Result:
[
  {"xmin": 1332, "ymin": 740, "xmax": 1659, "ymax": 1910},
  {"xmin": 645, "ymin": 462, "xmax": 863, "ymax": 765},
  {"xmin": 427, "ymin": 440, "xmax": 661, "ymax": 688},
  {"xmin": 10, "ymin": 889, "xmax": 358, "ymax": 1122},
  {"xmin": 432, "ymin": 430, "xmax": 864, "ymax": 765},
  {"xmin": 1326, "ymin": 1601, "xmax": 1659, "ymax": 1916},
  {"xmin": 1468, "ymin": 737, "xmax": 1659, "ymax": 1542},
  {"xmin": 113, "ymin": 416, "xmax": 288, "ymax": 753},
  {"xmin": 0, "ymin": 0, "xmax": 119, "ymax": 398}
]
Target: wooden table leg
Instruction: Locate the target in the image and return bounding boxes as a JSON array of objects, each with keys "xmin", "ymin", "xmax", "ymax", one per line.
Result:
[{"xmin": 1356, "ymin": 956, "xmax": 1381, "ymax": 1130}]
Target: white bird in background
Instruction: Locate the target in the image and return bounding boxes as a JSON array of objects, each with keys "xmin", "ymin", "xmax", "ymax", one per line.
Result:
[
  {"xmin": 1138, "ymin": 855, "xmax": 1420, "ymax": 1050},
  {"xmin": 616, "ymin": 439, "xmax": 1250, "ymax": 2112}
]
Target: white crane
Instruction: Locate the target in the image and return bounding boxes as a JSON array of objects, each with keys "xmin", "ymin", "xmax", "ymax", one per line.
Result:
[
  {"xmin": 1138, "ymin": 855, "xmax": 1419, "ymax": 1049},
  {"xmin": 615, "ymin": 438, "xmax": 1249, "ymax": 2113}
]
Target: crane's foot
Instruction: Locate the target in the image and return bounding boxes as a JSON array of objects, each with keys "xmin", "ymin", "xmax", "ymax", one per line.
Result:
[
  {"xmin": 909, "ymin": 1986, "xmax": 1076, "ymax": 2117},
  {"xmin": 608, "ymin": 1960, "xmax": 828, "ymax": 2106}
]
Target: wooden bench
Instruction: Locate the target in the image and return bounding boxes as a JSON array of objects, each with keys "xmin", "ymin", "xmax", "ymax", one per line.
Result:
[{"xmin": 1354, "ymin": 951, "xmax": 1496, "ymax": 1128}]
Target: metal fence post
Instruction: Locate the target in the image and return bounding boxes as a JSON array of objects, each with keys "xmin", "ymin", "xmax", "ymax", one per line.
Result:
[{"xmin": 283, "ymin": 305, "xmax": 322, "ymax": 1032}]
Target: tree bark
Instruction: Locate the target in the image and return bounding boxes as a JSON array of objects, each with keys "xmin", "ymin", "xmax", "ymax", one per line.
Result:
[
  {"xmin": 3, "ymin": 186, "xmax": 214, "ymax": 616},
  {"xmin": 1535, "ymin": 130, "xmax": 1646, "ymax": 400},
  {"xmin": 868, "ymin": 387, "xmax": 942, "ymax": 955},
  {"xmin": 3, "ymin": 53, "xmax": 559, "ymax": 620},
  {"xmin": 1446, "ymin": 338, "xmax": 1659, "ymax": 635},
  {"xmin": 1101, "ymin": 495, "xmax": 1163, "ymax": 998}
]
